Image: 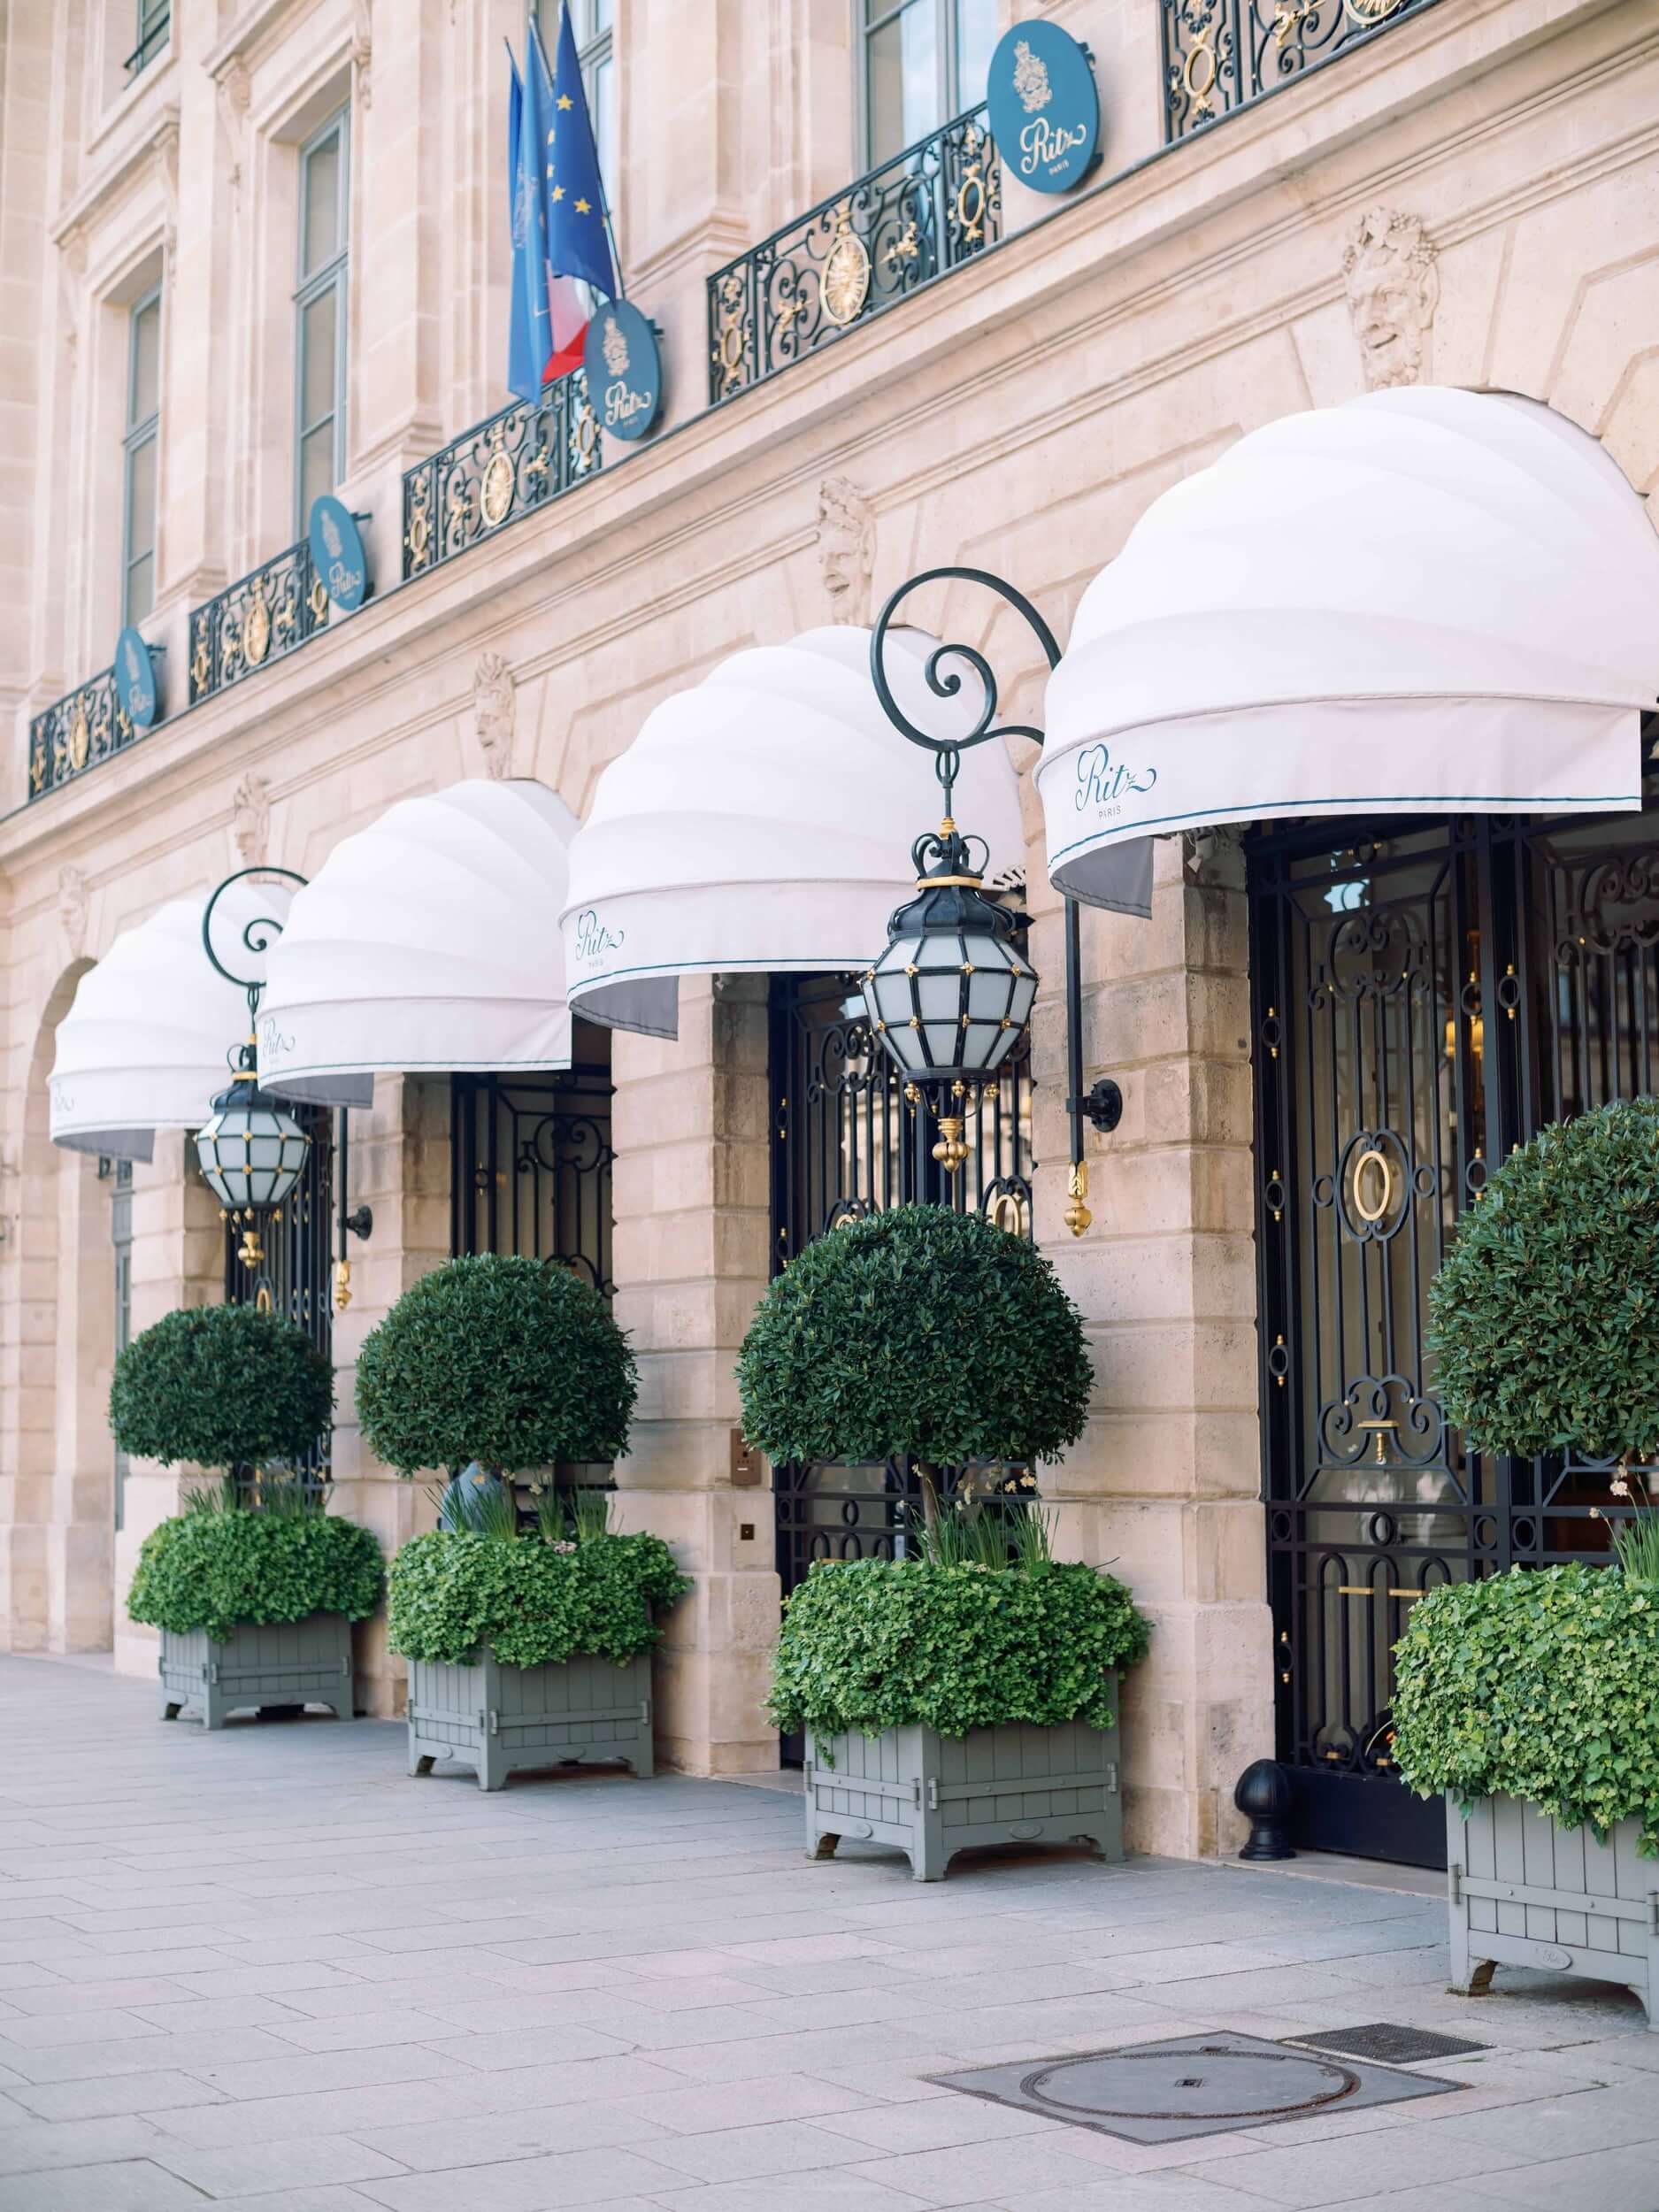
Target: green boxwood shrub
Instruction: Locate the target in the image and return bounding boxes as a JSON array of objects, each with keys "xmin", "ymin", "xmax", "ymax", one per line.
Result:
[
  {"xmin": 737, "ymin": 1206, "xmax": 1092, "ymax": 1471},
  {"xmin": 1428, "ymin": 1098, "xmax": 1659, "ymax": 1463},
  {"xmin": 127, "ymin": 1504, "xmax": 383, "ymax": 1645},
  {"xmin": 355, "ymin": 1254, "xmax": 637, "ymax": 1474},
  {"xmin": 388, "ymin": 1529, "xmax": 690, "ymax": 1671},
  {"xmin": 768, "ymin": 1557, "xmax": 1150, "ymax": 1743},
  {"xmin": 110, "ymin": 1303, "xmax": 333, "ymax": 1470},
  {"xmin": 1391, "ymin": 1563, "xmax": 1659, "ymax": 1855}
]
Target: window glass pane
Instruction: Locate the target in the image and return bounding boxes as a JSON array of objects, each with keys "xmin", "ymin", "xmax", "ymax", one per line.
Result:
[
  {"xmin": 130, "ymin": 298, "xmax": 161, "ymax": 427},
  {"xmin": 126, "ymin": 551, "xmax": 154, "ymax": 627},
  {"xmin": 303, "ymin": 132, "xmax": 341, "ymax": 276},
  {"xmin": 300, "ymin": 288, "xmax": 337, "ymax": 426},
  {"xmin": 299, "ymin": 421, "xmax": 334, "ymax": 515},
  {"xmin": 590, "ymin": 52, "xmax": 615, "ymax": 210},
  {"xmin": 126, "ymin": 436, "xmax": 157, "ymax": 559},
  {"xmin": 866, "ymin": 0, "xmax": 937, "ymax": 164},
  {"xmin": 953, "ymin": 0, "xmax": 998, "ymax": 108},
  {"xmin": 588, "ymin": 0, "xmax": 611, "ymax": 35}
]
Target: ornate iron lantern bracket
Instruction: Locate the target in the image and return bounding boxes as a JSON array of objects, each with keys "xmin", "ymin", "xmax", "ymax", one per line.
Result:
[{"xmin": 869, "ymin": 565, "xmax": 1113, "ymax": 1235}]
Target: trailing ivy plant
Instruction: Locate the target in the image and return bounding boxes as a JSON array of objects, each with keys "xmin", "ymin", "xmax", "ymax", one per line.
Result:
[
  {"xmin": 1428, "ymin": 1098, "xmax": 1659, "ymax": 1464},
  {"xmin": 109, "ymin": 1302, "xmax": 333, "ymax": 1471},
  {"xmin": 1391, "ymin": 1563, "xmax": 1659, "ymax": 1855},
  {"xmin": 768, "ymin": 1557, "xmax": 1150, "ymax": 1744},
  {"xmin": 355, "ymin": 1254, "xmax": 637, "ymax": 1475},
  {"xmin": 388, "ymin": 1528, "xmax": 689, "ymax": 1671},
  {"xmin": 127, "ymin": 1499, "xmax": 383, "ymax": 1645},
  {"xmin": 737, "ymin": 1206, "xmax": 1092, "ymax": 1519}
]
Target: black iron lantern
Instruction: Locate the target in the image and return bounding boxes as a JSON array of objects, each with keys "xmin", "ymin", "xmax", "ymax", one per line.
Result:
[
  {"xmin": 861, "ymin": 823, "xmax": 1036, "ymax": 1171},
  {"xmin": 194, "ymin": 868, "xmax": 310, "ymax": 1268}
]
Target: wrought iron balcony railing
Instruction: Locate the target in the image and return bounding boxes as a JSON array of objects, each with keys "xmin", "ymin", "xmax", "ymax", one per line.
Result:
[
  {"xmin": 1161, "ymin": 0, "xmax": 1440, "ymax": 142},
  {"xmin": 402, "ymin": 371, "xmax": 602, "ymax": 583},
  {"xmin": 188, "ymin": 536, "xmax": 327, "ymax": 706},
  {"xmin": 707, "ymin": 106, "xmax": 1001, "ymax": 406},
  {"xmin": 27, "ymin": 664, "xmax": 142, "ymax": 803}
]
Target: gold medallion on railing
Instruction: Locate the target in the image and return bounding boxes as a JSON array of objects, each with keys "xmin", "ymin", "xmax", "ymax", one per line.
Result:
[
  {"xmin": 191, "ymin": 634, "xmax": 211, "ymax": 692},
  {"xmin": 67, "ymin": 699, "xmax": 90, "ymax": 772},
  {"xmin": 480, "ymin": 449, "xmax": 515, "ymax": 527},
  {"xmin": 404, "ymin": 502, "xmax": 430, "ymax": 567},
  {"xmin": 1344, "ymin": 0, "xmax": 1405, "ymax": 19},
  {"xmin": 821, "ymin": 202, "xmax": 871, "ymax": 328},
  {"xmin": 1182, "ymin": 22, "xmax": 1221, "ymax": 119},
  {"xmin": 308, "ymin": 574, "xmax": 328, "ymax": 622},
  {"xmin": 243, "ymin": 581, "xmax": 272, "ymax": 667}
]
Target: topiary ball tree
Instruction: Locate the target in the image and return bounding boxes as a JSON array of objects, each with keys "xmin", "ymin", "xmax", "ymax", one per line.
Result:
[
  {"xmin": 1428, "ymin": 1096, "xmax": 1659, "ymax": 1464},
  {"xmin": 355, "ymin": 1252, "xmax": 636, "ymax": 1475},
  {"xmin": 737, "ymin": 1204, "xmax": 1092, "ymax": 1517},
  {"xmin": 110, "ymin": 1302, "xmax": 334, "ymax": 1471}
]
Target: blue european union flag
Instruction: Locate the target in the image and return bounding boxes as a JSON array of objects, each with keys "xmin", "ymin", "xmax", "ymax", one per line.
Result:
[
  {"xmin": 506, "ymin": 56, "xmax": 542, "ymax": 404},
  {"xmin": 533, "ymin": 8, "xmax": 618, "ymax": 301}
]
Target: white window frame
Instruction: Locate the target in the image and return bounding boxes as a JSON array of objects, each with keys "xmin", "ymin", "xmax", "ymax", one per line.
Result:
[
  {"xmin": 857, "ymin": 0, "xmax": 986, "ymax": 170},
  {"xmin": 293, "ymin": 108, "xmax": 350, "ymax": 537},
  {"xmin": 121, "ymin": 286, "xmax": 162, "ymax": 628}
]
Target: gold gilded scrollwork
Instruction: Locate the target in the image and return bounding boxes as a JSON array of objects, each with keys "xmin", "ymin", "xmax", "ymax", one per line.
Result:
[
  {"xmin": 1182, "ymin": 21, "xmax": 1222, "ymax": 119},
  {"xmin": 480, "ymin": 418, "xmax": 516, "ymax": 526},
  {"xmin": 308, "ymin": 574, "xmax": 329, "ymax": 622},
  {"xmin": 67, "ymin": 700, "xmax": 90, "ymax": 772},
  {"xmin": 1344, "ymin": 0, "xmax": 1406, "ymax": 20},
  {"xmin": 711, "ymin": 271, "xmax": 749, "ymax": 397}
]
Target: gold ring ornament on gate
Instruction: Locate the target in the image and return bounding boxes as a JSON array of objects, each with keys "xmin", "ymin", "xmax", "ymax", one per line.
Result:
[
  {"xmin": 480, "ymin": 449, "xmax": 515, "ymax": 528},
  {"xmin": 1182, "ymin": 26, "xmax": 1220, "ymax": 116},
  {"xmin": 1350, "ymin": 1144, "xmax": 1399, "ymax": 1225}
]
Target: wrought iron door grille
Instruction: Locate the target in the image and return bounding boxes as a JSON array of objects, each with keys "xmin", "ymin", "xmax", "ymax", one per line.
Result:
[
  {"xmin": 1249, "ymin": 780, "xmax": 1659, "ymax": 1865},
  {"xmin": 401, "ymin": 374, "xmax": 602, "ymax": 584},
  {"xmin": 449, "ymin": 1064, "xmax": 615, "ymax": 1294},
  {"xmin": 707, "ymin": 107, "xmax": 1000, "ymax": 405},
  {"xmin": 223, "ymin": 1104, "xmax": 334, "ymax": 1493},
  {"xmin": 1159, "ymin": 0, "xmax": 1442, "ymax": 145}
]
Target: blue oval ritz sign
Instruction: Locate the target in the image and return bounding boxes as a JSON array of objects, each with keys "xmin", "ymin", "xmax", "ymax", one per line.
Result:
[
  {"xmin": 583, "ymin": 299, "xmax": 664, "ymax": 444},
  {"xmin": 114, "ymin": 626, "xmax": 159, "ymax": 730},
  {"xmin": 308, "ymin": 494, "xmax": 371, "ymax": 612},
  {"xmin": 987, "ymin": 19, "xmax": 1101, "ymax": 196}
]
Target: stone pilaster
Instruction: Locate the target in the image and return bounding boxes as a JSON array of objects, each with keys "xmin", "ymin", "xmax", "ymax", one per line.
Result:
[{"xmin": 610, "ymin": 975, "xmax": 779, "ymax": 1776}]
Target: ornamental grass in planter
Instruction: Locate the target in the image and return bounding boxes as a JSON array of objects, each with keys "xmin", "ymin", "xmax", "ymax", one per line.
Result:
[
  {"xmin": 1394, "ymin": 1099, "xmax": 1659, "ymax": 2027},
  {"xmin": 115, "ymin": 1303, "xmax": 380, "ymax": 1727},
  {"xmin": 359, "ymin": 1255, "xmax": 688, "ymax": 1789},
  {"xmin": 740, "ymin": 1204, "xmax": 1149, "ymax": 1879}
]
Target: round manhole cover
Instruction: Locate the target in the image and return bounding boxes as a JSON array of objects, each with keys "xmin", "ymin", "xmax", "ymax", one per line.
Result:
[{"xmin": 1018, "ymin": 2044, "xmax": 1361, "ymax": 2123}]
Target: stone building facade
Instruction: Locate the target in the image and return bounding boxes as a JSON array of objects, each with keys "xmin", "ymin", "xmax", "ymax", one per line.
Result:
[{"xmin": 2, "ymin": 0, "xmax": 1655, "ymax": 1865}]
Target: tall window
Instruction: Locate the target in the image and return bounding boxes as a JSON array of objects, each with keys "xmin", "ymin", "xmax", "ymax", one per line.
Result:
[
  {"xmin": 295, "ymin": 111, "xmax": 349, "ymax": 533},
  {"xmin": 862, "ymin": 0, "xmax": 998, "ymax": 165},
  {"xmin": 122, "ymin": 289, "xmax": 161, "ymax": 626},
  {"xmin": 127, "ymin": 0, "xmax": 171, "ymax": 77},
  {"xmin": 536, "ymin": 0, "xmax": 617, "ymax": 216}
]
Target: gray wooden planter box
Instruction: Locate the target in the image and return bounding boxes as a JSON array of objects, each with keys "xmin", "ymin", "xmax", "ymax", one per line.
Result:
[
  {"xmin": 159, "ymin": 1614, "xmax": 355, "ymax": 1728},
  {"xmin": 1448, "ymin": 1794, "xmax": 1657, "ymax": 2031},
  {"xmin": 407, "ymin": 1650, "xmax": 655, "ymax": 1791},
  {"xmin": 805, "ymin": 1685, "xmax": 1124, "ymax": 1882}
]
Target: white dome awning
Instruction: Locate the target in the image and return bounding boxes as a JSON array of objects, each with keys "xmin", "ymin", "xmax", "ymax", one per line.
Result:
[
  {"xmin": 50, "ymin": 879, "xmax": 295, "ymax": 1162},
  {"xmin": 1039, "ymin": 388, "xmax": 1659, "ymax": 912},
  {"xmin": 560, "ymin": 626, "xmax": 1027, "ymax": 1039},
  {"xmin": 258, "ymin": 780, "xmax": 580, "ymax": 1104}
]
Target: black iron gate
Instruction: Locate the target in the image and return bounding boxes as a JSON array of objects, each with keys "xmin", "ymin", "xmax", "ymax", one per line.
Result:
[
  {"xmin": 224, "ymin": 1104, "xmax": 334, "ymax": 1486},
  {"xmin": 1250, "ymin": 784, "xmax": 1659, "ymax": 1865},
  {"xmin": 769, "ymin": 972, "xmax": 1034, "ymax": 1724},
  {"xmin": 449, "ymin": 1057, "xmax": 615, "ymax": 1290}
]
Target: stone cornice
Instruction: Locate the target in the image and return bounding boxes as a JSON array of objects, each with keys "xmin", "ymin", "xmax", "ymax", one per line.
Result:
[{"xmin": 50, "ymin": 100, "xmax": 182, "ymax": 248}]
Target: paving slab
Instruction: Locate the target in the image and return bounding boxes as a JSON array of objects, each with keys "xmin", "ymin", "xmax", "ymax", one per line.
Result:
[{"xmin": 1, "ymin": 1652, "xmax": 1656, "ymax": 2212}]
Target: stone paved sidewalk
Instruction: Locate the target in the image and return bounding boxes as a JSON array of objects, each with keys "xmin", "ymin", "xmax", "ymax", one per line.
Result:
[{"xmin": 0, "ymin": 1656, "xmax": 1655, "ymax": 2212}]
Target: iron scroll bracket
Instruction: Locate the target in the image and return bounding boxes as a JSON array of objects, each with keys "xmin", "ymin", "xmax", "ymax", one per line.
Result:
[
  {"xmin": 868, "ymin": 565, "xmax": 1108, "ymax": 1208},
  {"xmin": 200, "ymin": 864, "xmax": 308, "ymax": 1027}
]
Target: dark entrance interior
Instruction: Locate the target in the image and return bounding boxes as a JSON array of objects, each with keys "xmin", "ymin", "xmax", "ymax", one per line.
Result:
[{"xmin": 1249, "ymin": 784, "xmax": 1659, "ymax": 1864}]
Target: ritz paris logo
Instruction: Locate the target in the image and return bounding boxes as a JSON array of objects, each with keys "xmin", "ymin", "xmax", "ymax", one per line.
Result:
[
  {"xmin": 573, "ymin": 910, "xmax": 625, "ymax": 962},
  {"xmin": 1074, "ymin": 743, "xmax": 1156, "ymax": 818}
]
